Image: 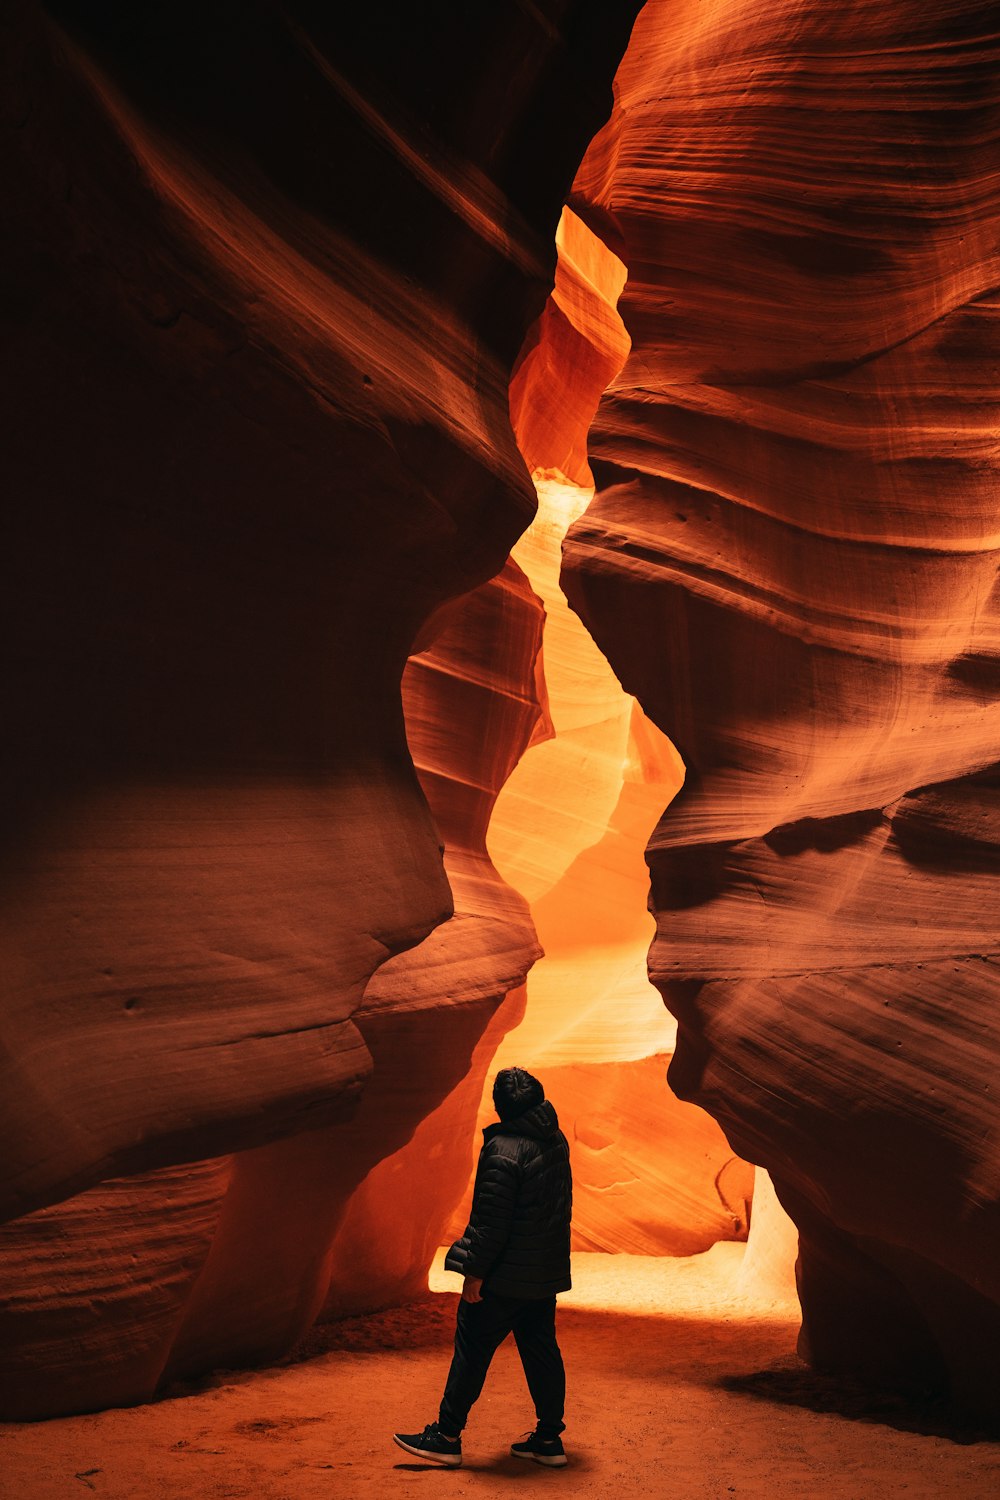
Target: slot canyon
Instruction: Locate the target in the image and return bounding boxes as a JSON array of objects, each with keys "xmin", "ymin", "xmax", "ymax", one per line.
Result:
[{"xmin": 2, "ymin": 2, "xmax": 1000, "ymax": 1495}]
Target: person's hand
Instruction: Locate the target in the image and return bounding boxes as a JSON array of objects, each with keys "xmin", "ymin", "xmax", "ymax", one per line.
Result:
[{"xmin": 461, "ymin": 1276, "xmax": 484, "ymax": 1303}]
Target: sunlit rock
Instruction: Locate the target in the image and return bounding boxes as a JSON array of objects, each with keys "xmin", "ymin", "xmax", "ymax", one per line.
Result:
[
  {"xmin": 509, "ymin": 206, "xmax": 631, "ymax": 490},
  {"xmin": 565, "ymin": 0, "xmax": 1000, "ymax": 1415},
  {"xmin": 452, "ymin": 476, "xmax": 749, "ymax": 1257},
  {"xmin": 438, "ymin": 189, "xmax": 749, "ymax": 1259}
]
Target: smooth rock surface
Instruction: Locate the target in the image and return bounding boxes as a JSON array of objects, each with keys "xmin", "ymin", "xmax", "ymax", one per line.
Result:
[
  {"xmin": 0, "ymin": 1, "xmax": 642, "ymax": 1418},
  {"xmin": 497, "ymin": 200, "xmax": 750, "ymax": 1253},
  {"xmin": 1, "ymin": 0, "xmax": 639, "ymax": 1224},
  {"xmin": 565, "ymin": 0, "xmax": 1000, "ymax": 1415},
  {"xmin": 0, "ymin": 554, "xmax": 547, "ymax": 1420}
]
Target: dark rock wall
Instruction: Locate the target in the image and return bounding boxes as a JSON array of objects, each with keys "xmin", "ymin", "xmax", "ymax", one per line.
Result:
[
  {"xmin": 0, "ymin": 0, "xmax": 642, "ymax": 1418},
  {"xmin": 8, "ymin": 0, "xmax": 999, "ymax": 1426}
]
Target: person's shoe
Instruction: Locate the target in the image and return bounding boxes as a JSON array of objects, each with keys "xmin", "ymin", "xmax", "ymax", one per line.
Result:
[
  {"xmin": 511, "ymin": 1430, "xmax": 568, "ymax": 1467},
  {"xmin": 393, "ymin": 1422, "xmax": 462, "ymax": 1467}
]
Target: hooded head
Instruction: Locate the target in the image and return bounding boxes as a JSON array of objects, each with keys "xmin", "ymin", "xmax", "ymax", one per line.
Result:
[{"xmin": 492, "ymin": 1066, "xmax": 544, "ymax": 1123}]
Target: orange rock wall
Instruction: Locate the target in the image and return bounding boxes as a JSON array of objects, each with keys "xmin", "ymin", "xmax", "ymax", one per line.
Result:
[
  {"xmin": 504, "ymin": 204, "xmax": 755, "ymax": 1259},
  {"xmin": 9, "ymin": 0, "xmax": 998, "ymax": 1425},
  {"xmin": 0, "ymin": 1, "xmax": 643, "ymax": 1419},
  {"xmin": 565, "ymin": 0, "xmax": 1000, "ymax": 1415},
  {"xmin": 0, "ymin": 552, "xmax": 546, "ymax": 1422},
  {"xmin": 461, "ymin": 475, "xmax": 750, "ymax": 1258}
]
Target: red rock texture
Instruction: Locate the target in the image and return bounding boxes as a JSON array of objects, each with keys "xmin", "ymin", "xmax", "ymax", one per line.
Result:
[
  {"xmin": 0, "ymin": 550, "xmax": 546, "ymax": 1422},
  {"xmin": 1, "ymin": 0, "xmax": 640, "ymax": 1224},
  {"xmin": 506, "ymin": 199, "xmax": 755, "ymax": 1259},
  {"xmin": 510, "ymin": 205, "xmax": 631, "ymax": 489},
  {"xmin": 446, "ymin": 1053, "xmax": 754, "ymax": 1260},
  {"xmin": 466, "ymin": 476, "xmax": 749, "ymax": 1257},
  {"xmin": 0, "ymin": 1, "xmax": 643, "ymax": 1419},
  {"xmin": 9, "ymin": 0, "xmax": 999, "ymax": 1429},
  {"xmin": 564, "ymin": 0, "xmax": 1000, "ymax": 1417},
  {"xmin": 321, "ymin": 984, "xmax": 528, "ymax": 1321}
]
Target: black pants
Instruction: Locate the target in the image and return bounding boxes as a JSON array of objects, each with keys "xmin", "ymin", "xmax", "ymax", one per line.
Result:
[{"xmin": 438, "ymin": 1290, "xmax": 565, "ymax": 1439}]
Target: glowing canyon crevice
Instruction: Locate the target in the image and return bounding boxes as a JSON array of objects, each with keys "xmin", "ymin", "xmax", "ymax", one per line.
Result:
[{"xmin": 2, "ymin": 0, "xmax": 1000, "ymax": 1428}]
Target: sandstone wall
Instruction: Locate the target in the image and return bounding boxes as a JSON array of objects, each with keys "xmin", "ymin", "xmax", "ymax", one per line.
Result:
[
  {"xmin": 565, "ymin": 0, "xmax": 1000, "ymax": 1416},
  {"xmin": 0, "ymin": 1, "xmax": 642, "ymax": 1418}
]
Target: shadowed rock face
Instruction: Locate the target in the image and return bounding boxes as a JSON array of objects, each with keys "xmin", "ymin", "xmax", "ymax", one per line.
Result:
[
  {"xmin": 0, "ymin": 0, "xmax": 642, "ymax": 1418},
  {"xmin": 0, "ymin": 560, "xmax": 546, "ymax": 1419},
  {"xmin": 0, "ymin": 0, "xmax": 640, "ymax": 1220},
  {"xmin": 565, "ymin": 0, "xmax": 1000, "ymax": 1416}
]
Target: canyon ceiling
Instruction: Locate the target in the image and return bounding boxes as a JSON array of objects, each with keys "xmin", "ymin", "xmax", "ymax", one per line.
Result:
[{"xmin": 2, "ymin": 0, "xmax": 999, "ymax": 1425}]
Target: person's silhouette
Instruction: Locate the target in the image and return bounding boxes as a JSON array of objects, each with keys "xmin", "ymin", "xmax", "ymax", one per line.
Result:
[{"xmin": 393, "ymin": 1066, "xmax": 572, "ymax": 1467}]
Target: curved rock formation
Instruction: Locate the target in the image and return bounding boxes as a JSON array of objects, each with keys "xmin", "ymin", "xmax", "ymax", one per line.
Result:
[
  {"xmin": 14, "ymin": 0, "xmax": 999, "ymax": 1427},
  {"xmin": 509, "ymin": 205, "xmax": 631, "ymax": 491},
  {"xmin": 0, "ymin": 481, "xmax": 547, "ymax": 1426},
  {"xmin": 2, "ymin": 0, "xmax": 644, "ymax": 1223},
  {"xmin": 473, "ymin": 475, "xmax": 751, "ymax": 1257},
  {"xmin": 467, "ymin": 203, "xmax": 754, "ymax": 1259},
  {"xmin": 565, "ymin": 0, "xmax": 1000, "ymax": 1416},
  {"xmin": 0, "ymin": 0, "xmax": 643, "ymax": 1418}
]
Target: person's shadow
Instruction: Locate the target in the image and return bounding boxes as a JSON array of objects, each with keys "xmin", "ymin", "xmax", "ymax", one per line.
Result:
[{"xmin": 394, "ymin": 1455, "xmax": 590, "ymax": 1474}]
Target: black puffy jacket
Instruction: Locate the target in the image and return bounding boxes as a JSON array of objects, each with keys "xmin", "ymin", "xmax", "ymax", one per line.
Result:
[{"xmin": 445, "ymin": 1099, "xmax": 572, "ymax": 1299}]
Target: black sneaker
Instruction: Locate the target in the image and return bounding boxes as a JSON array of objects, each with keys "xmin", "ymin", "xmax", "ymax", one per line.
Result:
[
  {"xmin": 511, "ymin": 1430, "xmax": 568, "ymax": 1467},
  {"xmin": 393, "ymin": 1422, "xmax": 462, "ymax": 1467}
]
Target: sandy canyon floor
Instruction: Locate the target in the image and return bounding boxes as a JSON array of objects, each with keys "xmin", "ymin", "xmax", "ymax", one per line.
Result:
[{"xmin": 2, "ymin": 1247, "xmax": 999, "ymax": 1500}]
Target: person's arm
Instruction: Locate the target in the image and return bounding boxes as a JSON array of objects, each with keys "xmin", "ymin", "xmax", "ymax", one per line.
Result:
[{"xmin": 461, "ymin": 1145, "xmax": 519, "ymax": 1284}]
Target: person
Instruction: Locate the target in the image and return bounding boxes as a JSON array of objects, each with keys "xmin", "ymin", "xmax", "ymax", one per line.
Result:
[{"xmin": 393, "ymin": 1066, "xmax": 572, "ymax": 1468}]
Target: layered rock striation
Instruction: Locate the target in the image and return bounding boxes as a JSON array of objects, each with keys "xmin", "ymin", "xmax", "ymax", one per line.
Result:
[
  {"xmin": 497, "ymin": 202, "xmax": 754, "ymax": 1257},
  {"xmin": 0, "ymin": 559, "xmax": 547, "ymax": 1418},
  {"xmin": 469, "ymin": 475, "xmax": 750, "ymax": 1258},
  {"xmin": 0, "ymin": 1, "xmax": 642, "ymax": 1417},
  {"xmin": 565, "ymin": 0, "xmax": 1000, "ymax": 1414}
]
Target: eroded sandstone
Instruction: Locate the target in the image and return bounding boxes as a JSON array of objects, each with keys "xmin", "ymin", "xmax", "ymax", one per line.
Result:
[
  {"xmin": 0, "ymin": 1, "xmax": 642, "ymax": 1418},
  {"xmin": 565, "ymin": 0, "xmax": 1000, "ymax": 1415}
]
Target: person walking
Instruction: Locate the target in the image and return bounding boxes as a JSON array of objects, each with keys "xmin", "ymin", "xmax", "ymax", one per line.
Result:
[{"xmin": 393, "ymin": 1066, "xmax": 572, "ymax": 1468}]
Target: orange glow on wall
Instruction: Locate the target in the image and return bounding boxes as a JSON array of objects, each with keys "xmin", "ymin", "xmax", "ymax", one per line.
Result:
[{"xmin": 442, "ymin": 211, "xmax": 761, "ymax": 1258}]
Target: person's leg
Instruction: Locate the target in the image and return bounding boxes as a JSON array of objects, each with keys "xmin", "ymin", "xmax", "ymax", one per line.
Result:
[
  {"xmin": 438, "ymin": 1292, "xmax": 516, "ymax": 1436},
  {"xmin": 511, "ymin": 1296, "xmax": 565, "ymax": 1439}
]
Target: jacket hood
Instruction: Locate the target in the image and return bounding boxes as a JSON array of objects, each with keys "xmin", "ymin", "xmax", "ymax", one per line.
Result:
[{"xmin": 486, "ymin": 1098, "xmax": 559, "ymax": 1142}]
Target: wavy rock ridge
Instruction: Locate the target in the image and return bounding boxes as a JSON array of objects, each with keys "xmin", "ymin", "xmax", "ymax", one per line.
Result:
[
  {"xmin": 0, "ymin": 1, "xmax": 642, "ymax": 1418},
  {"xmin": 8, "ymin": 0, "xmax": 998, "ymax": 1427},
  {"xmin": 565, "ymin": 0, "xmax": 1000, "ymax": 1416}
]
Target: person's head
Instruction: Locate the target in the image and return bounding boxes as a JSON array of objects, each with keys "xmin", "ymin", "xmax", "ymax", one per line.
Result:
[{"xmin": 492, "ymin": 1066, "xmax": 544, "ymax": 1122}]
